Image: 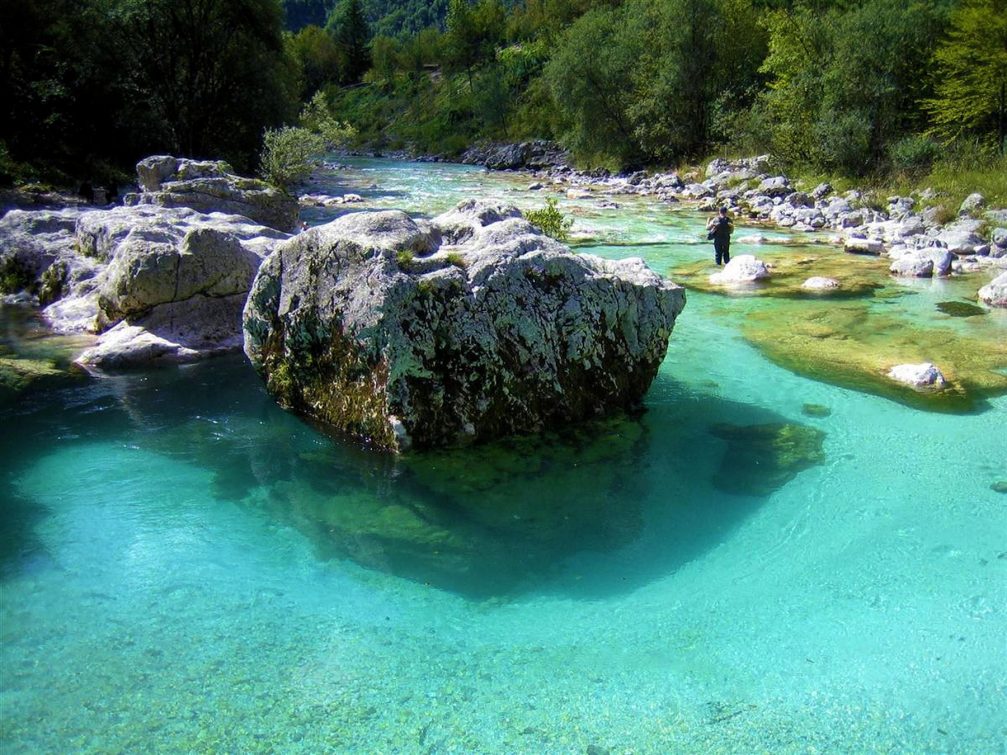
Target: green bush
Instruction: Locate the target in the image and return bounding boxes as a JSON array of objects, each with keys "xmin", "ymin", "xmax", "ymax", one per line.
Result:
[
  {"xmin": 299, "ymin": 92, "xmax": 357, "ymax": 147},
  {"xmin": 259, "ymin": 126, "xmax": 327, "ymax": 189},
  {"xmin": 889, "ymin": 135, "xmax": 941, "ymax": 176},
  {"xmin": 0, "ymin": 257, "xmax": 34, "ymax": 295},
  {"xmin": 525, "ymin": 198, "xmax": 573, "ymax": 242}
]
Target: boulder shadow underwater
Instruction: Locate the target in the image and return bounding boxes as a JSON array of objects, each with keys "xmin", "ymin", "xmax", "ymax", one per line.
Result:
[
  {"xmin": 3, "ymin": 352, "xmax": 828, "ymax": 600},
  {"xmin": 129, "ymin": 358, "xmax": 827, "ymax": 599}
]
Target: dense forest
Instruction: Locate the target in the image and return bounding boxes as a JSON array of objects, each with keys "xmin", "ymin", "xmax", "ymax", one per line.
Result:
[{"xmin": 1, "ymin": 0, "xmax": 1004, "ymax": 188}]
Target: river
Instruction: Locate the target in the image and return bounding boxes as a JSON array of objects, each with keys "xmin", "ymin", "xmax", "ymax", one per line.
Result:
[{"xmin": 1, "ymin": 158, "xmax": 1005, "ymax": 752}]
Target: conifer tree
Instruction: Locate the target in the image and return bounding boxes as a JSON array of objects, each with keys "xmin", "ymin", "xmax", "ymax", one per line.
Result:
[{"xmin": 328, "ymin": 0, "xmax": 371, "ymax": 84}]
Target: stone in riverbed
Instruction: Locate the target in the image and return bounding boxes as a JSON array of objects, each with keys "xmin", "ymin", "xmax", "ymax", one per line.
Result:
[
  {"xmin": 978, "ymin": 271, "xmax": 1007, "ymax": 307},
  {"xmin": 801, "ymin": 276, "xmax": 840, "ymax": 290},
  {"xmin": 709, "ymin": 422, "xmax": 825, "ymax": 496},
  {"xmin": 844, "ymin": 236, "xmax": 884, "ymax": 255},
  {"xmin": 242, "ymin": 201, "xmax": 686, "ymax": 451},
  {"xmin": 887, "ymin": 362, "xmax": 946, "ymax": 389},
  {"xmin": 709, "ymin": 255, "xmax": 770, "ymax": 284}
]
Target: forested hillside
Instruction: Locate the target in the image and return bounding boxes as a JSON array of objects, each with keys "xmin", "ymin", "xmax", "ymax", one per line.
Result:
[
  {"xmin": 282, "ymin": 0, "xmax": 452, "ymax": 36},
  {"xmin": 2, "ymin": 0, "xmax": 1004, "ymax": 189}
]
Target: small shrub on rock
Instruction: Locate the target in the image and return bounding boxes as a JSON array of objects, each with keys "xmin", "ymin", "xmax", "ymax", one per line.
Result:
[
  {"xmin": 526, "ymin": 198, "xmax": 573, "ymax": 242},
  {"xmin": 259, "ymin": 126, "xmax": 327, "ymax": 190}
]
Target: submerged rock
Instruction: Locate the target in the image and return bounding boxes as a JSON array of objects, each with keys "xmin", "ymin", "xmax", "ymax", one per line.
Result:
[
  {"xmin": 801, "ymin": 276, "xmax": 840, "ymax": 290},
  {"xmin": 243, "ymin": 201, "xmax": 685, "ymax": 451},
  {"xmin": 709, "ymin": 422, "xmax": 825, "ymax": 496}
]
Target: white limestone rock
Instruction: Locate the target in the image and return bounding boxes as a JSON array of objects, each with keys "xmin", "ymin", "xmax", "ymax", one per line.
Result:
[
  {"xmin": 978, "ymin": 271, "xmax": 1007, "ymax": 308},
  {"xmin": 708, "ymin": 255, "xmax": 771, "ymax": 284},
  {"xmin": 128, "ymin": 155, "xmax": 298, "ymax": 231},
  {"xmin": 844, "ymin": 236, "xmax": 884, "ymax": 255},
  {"xmin": 801, "ymin": 277, "xmax": 840, "ymax": 290},
  {"xmin": 887, "ymin": 362, "xmax": 946, "ymax": 390},
  {"xmin": 242, "ymin": 202, "xmax": 686, "ymax": 451}
]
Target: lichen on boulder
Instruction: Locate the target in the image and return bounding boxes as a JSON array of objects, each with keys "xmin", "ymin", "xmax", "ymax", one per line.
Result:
[{"xmin": 243, "ymin": 201, "xmax": 686, "ymax": 451}]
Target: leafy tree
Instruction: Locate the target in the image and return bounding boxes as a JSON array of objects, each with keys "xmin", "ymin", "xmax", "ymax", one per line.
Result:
[
  {"xmin": 260, "ymin": 126, "xmax": 327, "ymax": 188},
  {"xmin": 287, "ymin": 24, "xmax": 343, "ymax": 96},
  {"xmin": 758, "ymin": 0, "xmax": 946, "ymax": 175},
  {"xmin": 543, "ymin": 6, "xmax": 642, "ymax": 166},
  {"xmin": 121, "ymin": 0, "xmax": 299, "ymax": 170},
  {"xmin": 926, "ymin": 0, "xmax": 1007, "ymax": 154},
  {"xmin": 299, "ymin": 91, "xmax": 357, "ymax": 146},
  {"xmin": 327, "ymin": 0, "xmax": 372, "ymax": 83}
]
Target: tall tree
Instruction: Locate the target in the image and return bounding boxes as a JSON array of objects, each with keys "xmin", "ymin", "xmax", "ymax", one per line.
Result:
[
  {"xmin": 327, "ymin": 0, "xmax": 371, "ymax": 83},
  {"xmin": 926, "ymin": 0, "xmax": 1007, "ymax": 154},
  {"xmin": 121, "ymin": 0, "xmax": 299, "ymax": 169}
]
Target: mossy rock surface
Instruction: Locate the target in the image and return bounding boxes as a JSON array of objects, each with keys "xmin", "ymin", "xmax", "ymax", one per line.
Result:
[
  {"xmin": 0, "ymin": 354, "xmax": 63, "ymax": 396},
  {"xmin": 742, "ymin": 303, "xmax": 1007, "ymax": 412},
  {"xmin": 671, "ymin": 247, "xmax": 886, "ymax": 299},
  {"xmin": 709, "ymin": 421, "xmax": 826, "ymax": 496}
]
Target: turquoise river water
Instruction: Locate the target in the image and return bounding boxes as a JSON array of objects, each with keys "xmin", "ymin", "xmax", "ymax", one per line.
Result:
[{"xmin": 1, "ymin": 159, "xmax": 1005, "ymax": 753}]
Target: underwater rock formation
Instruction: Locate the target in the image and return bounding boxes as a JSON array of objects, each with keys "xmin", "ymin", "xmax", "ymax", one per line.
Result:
[
  {"xmin": 709, "ymin": 422, "xmax": 825, "ymax": 496},
  {"xmin": 243, "ymin": 201, "xmax": 685, "ymax": 451}
]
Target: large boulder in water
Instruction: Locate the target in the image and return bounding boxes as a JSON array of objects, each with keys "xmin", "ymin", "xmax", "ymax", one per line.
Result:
[
  {"xmin": 243, "ymin": 201, "xmax": 686, "ymax": 451},
  {"xmin": 126, "ymin": 155, "xmax": 298, "ymax": 232}
]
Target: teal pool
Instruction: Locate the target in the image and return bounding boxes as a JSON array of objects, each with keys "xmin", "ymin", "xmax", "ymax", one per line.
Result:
[{"xmin": 1, "ymin": 159, "xmax": 1005, "ymax": 752}]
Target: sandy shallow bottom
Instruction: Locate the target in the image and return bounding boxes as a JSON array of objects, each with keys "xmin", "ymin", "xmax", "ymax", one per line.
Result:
[{"xmin": 2, "ymin": 159, "xmax": 1005, "ymax": 753}]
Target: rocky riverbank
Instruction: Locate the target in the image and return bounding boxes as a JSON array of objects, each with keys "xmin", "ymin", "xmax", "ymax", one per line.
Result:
[{"xmin": 1, "ymin": 157, "xmax": 294, "ymax": 371}]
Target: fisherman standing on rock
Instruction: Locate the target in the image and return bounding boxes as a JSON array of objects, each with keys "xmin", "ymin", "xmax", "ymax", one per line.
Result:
[{"xmin": 706, "ymin": 206, "xmax": 734, "ymax": 266}]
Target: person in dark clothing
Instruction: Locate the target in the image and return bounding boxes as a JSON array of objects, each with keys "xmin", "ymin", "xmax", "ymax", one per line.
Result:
[{"xmin": 706, "ymin": 206, "xmax": 734, "ymax": 265}]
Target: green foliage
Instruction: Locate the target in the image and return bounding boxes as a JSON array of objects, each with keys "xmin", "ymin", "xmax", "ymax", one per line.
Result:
[
  {"xmin": 327, "ymin": 0, "xmax": 372, "ymax": 83},
  {"xmin": 396, "ymin": 249, "xmax": 416, "ymax": 268},
  {"xmin": 287, "ymin": 24, "xmax": 343, "ymax": 96},
  {"xmin": 260, "ymin": 127, "xmax": 328, "ymax": 189},
  {"xmin": 300, "ymin": 91, "xmax": 357, "ymax": 146},
  {"xmin": 925, "ymin": 0, "xmax": 1007, "ymax": 154},
  {"xmin": 542, "ymin": 0, "xmax": 767, "ymax": 168},
  {"xmin": 38, "ymin": 262, "xmax": 68, "ymax": 307},
  {"xmin": 445, "ymin": 252, "xmax": 467, "ymax": 268},
  {"xmin": 888, "ymin": 135, "xmax": 941, "ymax": 177},
  {"xmin": 525, "ymin": 198, "xmax": 573, "ymax": 241},
  {"xmin": 1, "ymin": 0, "xmax": 300, "ymax": 180},
  {"xmin": 0, "ymin": 257, "xmax": 33, "ymax": 295},
  {"xmin": 757, "ymin": 0, "xmax": 947, "ymax": 176}
]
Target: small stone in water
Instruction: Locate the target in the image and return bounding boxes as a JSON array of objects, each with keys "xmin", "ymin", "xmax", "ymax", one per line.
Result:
[
  {"xmin": 991, "ymin": 480, "xmax": 1007, "ymax": 494},
  {"xmin": 802, "ymin": 403, "xmax": 832, "ymax": 418}
]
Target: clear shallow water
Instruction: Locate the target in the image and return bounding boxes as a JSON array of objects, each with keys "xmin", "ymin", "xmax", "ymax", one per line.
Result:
[{"xmin": 2, "ymin": 160, "xmax": 1006, "ymax": 753}]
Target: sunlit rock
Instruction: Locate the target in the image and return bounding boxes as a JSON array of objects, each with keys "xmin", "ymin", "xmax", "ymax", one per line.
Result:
[
  {"xmin": 243, "ymin": 202, "xmax": 685, "ymax": 451},
  {"xmin": 887, "ymin": 362, "xmax": 946, "ymax": 390},
  {"xmin": 978, "ymin": 271, "xmax": 1007, "ymax": 308},
  {"xmin": 709, "ymin": 255, "xmax": 770, "ymax": 284},
  {"xmin": 128, "ymin": 155, "xmax": 298, "ymax": 232}
]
